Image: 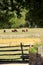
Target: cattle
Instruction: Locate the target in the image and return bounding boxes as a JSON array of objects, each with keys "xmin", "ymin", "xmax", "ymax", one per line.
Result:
[
  {"xmin": 22, "ymin": 30, "xmax": 25, "ymax": 32},
  {"xmin": 12, "ymin": 29, "xmax": 18, "ymax": 32},
  {"xmin": 26, "ymin": 29, "xmax": 28, "ymax": 32},
  {"xmin": 4, "ymin": 30, "xmax": 6, "ymax": 32}
]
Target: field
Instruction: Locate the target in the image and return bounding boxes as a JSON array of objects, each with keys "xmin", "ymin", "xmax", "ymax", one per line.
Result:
[
  {"xmin": 0, "ymin": 28, "xmax": 43, "ymax": 46},
  {"xmin": 0, "ymin": 28, "xmax": 43, "ymax": 61}
]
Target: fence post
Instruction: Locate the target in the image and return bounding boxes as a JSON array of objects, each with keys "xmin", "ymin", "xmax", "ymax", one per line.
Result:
[{"xmin": 20, "ymin": 43, "xmax": 24, "ymax": 61}]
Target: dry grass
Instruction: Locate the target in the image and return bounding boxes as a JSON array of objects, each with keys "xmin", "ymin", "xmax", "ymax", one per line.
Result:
[
  {"xmin": 0, "ymin": 38, "xmax": 42, "ymax": 46},
  {"xmin": 0, "ymin": 28, "xmax": 43, "ymax": 46}
]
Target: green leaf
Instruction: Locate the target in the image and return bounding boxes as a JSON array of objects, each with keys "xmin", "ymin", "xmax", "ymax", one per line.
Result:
[{"xmin": 30, "ymin": 47, "xmax": 37, "ymax": 53}]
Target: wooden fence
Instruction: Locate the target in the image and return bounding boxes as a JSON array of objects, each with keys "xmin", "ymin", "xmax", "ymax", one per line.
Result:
[
  {"xmin": 0, "ymin": 43, "xmax": 33, "ymax": 63},
  {"xmin": 0, "ymin": 43, "xmax": 43, "ymax": 64}
]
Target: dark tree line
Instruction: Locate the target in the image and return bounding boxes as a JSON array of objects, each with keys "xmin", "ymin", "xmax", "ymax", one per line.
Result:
[
  {"xmin": 0, "ymin": 0, "xmax": 43, "ymax": 28},
  {"xmin": 25, "ymin": 0, "xmax": 43, "ymax": 27}
]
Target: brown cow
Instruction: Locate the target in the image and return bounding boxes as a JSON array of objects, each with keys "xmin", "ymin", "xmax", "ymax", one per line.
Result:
[
  {"xmin": 4, "ymin": 30, "xmax": 6, "ymax": 32},
  {"xmin": 14, "ymin": 29, "xmax": 18, "ymax": 32},
  {"xmin": 12, "ymin": 29, "xmax": 18, "ymax": 32},
  {"xmin": 22, "ymin": 30, "xmax": 25, "ymax": 32},
  {"xmin": 26, "ymin": 29, "xmax": 28, "ymax": 32}
]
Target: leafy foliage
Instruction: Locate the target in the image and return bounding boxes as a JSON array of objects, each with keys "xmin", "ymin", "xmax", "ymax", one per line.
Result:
[
  {"xmin": 0, "ymin": 0, "xmax": 43, "ymax": 28},
  {"xmin": 25, "ymin": 0, "xmax": 43, "ymax": 27},
  {"xmin": 30, "ymin": 47, "xmax": 37, "ymax": 53}
]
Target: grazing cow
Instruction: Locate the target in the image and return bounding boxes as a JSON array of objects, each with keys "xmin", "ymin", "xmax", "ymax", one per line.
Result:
[
  {"xmin": 4, "ymin": 30, "xmax": 6, "ymax": 32},
  {"xmin": 26, "ymin": 29, "xmax": 28, "ymax": 32},
  {"xmin": 22, "ymin": 30, "xmax": 25, "ymax": 32},
  {"xmin": 12, "ymin": 29, "xmax": 18, "ymax": 32},
  {"xmin": 12, "ymin": 30, "xmax": 14, "ymax": 32},
  {"xmin": 14, "ymin": 29, "xmax": 18, "ymax": 32}
]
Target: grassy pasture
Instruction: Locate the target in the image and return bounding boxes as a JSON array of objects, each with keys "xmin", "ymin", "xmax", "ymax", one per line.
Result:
[
  {"xmin": 0, "ymin": 28, "xmax": 43, "ymax": 36},
  {"xmin": 0, "ymin": 38, "xmax": 41, "ymax": 46},
  {"xmin": 0, "ymin": 28, "xmax": 43, "ymax": 60},
  {"xmin": 0, "ymin": 28, "xmax": 43, "ymax": 46}
]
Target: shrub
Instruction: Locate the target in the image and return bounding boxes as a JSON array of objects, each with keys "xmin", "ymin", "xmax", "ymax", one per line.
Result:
[{"xmin": 29, "ymin": 47, "xmax": 37, "ymax": 53}]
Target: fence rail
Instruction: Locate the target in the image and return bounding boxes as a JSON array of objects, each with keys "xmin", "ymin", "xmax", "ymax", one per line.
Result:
[
  {"xmin": 0, "ymin": 43, "xmax": 43, "ymax": 64},
  {"xmin": 0, "ymin": 43, "xmax": 32, "ymax": 63}
]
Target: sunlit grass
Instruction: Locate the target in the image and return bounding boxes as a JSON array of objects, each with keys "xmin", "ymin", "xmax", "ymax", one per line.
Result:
[{"xmin": 0, "ymin": 28, "xmax": 43, "ymax": 46}]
